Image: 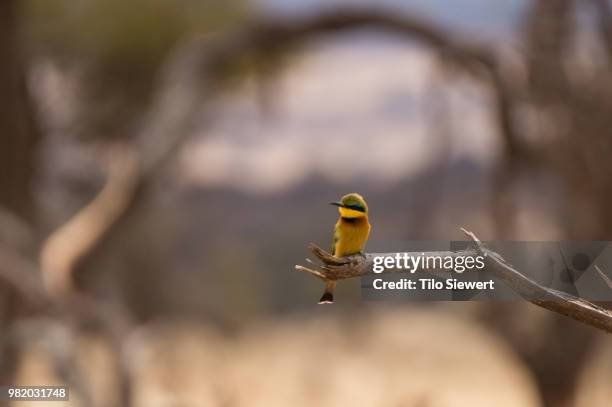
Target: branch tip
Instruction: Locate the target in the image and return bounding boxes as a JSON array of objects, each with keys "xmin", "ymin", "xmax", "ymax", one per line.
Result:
[{"xmin": 294, "ymin": 265, "xmax": 328, "ymax": 281}]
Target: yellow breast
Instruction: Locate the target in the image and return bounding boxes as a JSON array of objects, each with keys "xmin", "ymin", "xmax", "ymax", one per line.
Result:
[{"xmin": 334, "ymin": 217, "xmax": 371, "ymax": 257}]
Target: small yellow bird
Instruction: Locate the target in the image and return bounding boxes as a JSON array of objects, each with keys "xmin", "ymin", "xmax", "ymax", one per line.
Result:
[{"xmin": 319, "ymin": 193, "xmax": 371, "ymax": 304}]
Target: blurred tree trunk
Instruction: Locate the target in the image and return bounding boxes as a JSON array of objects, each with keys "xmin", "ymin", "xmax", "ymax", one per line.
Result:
[
  {"xmin": 0, "ymin": 0, "xmax": 41, "ymax": 222},
  {"xmin": 488, "ymin": 1, "xmax": 607, "ymax": 406},
  {"xmin": 0, "ymin": 0, "xmax": 40, "ymax": 385}
]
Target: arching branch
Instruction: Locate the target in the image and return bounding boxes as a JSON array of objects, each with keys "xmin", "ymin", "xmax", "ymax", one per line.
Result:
[{"xmin": 202, "ymin": 9, "xmax": 519, "ymax": 152}]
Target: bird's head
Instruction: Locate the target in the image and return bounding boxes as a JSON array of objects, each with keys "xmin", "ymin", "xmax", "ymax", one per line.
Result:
[{"xmin": 330, "ymin": 193, "xmax": 368, "ymax": 219}]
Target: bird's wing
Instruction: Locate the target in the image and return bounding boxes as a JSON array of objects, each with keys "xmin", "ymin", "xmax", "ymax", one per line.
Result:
[{"xmin": 331, "ymin": 224, "xmax": 340, "ymax": 256}]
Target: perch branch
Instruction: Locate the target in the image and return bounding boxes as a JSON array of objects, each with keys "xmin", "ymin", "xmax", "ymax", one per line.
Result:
[
  {"xmin": 296, "ymin": 228, "xmax": 612, "ymax": 334},
  {"xmin": 296, "ymin": 242, "xmax": 478, "ymax": 281}
]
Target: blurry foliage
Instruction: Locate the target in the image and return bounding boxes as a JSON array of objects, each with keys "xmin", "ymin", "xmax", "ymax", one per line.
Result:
[{"xmin": 23, "ymin": 0, "xmax": 249, "ymax": 140}]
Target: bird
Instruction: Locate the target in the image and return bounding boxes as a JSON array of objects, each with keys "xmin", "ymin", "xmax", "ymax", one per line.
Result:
[{"xmin": 319, "ymin": 193, "xmax": 371, "ymax": 304}]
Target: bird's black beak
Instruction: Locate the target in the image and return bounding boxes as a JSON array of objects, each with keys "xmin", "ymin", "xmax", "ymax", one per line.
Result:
[{"xmin": 330, "ymin": 202, "xmax": 343, "ymax": 207}]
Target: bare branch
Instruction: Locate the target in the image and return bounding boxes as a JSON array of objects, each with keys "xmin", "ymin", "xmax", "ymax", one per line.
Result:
[
  {"xmin": 188, "ymin": 8, "xmax": 521, "ymax": 158},
  {"xmin": 595, "ymin": 265, "xmax": 612, "ymax": 290},
  {"xmin": 40, "ymin": 144, "xmax": 139, "ymax": 299},
  {"xmin": 296, "ymin": 229, "xmax": 612, "ymax": 333},
  {"xmin": 301, "ymin": 242, "xmax": 476, "ymax": 280}
]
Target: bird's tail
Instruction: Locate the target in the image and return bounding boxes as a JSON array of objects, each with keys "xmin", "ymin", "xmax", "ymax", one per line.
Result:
[{"xmin": 318, "ymin": 281, "xmax": 336, "ymax": 304}]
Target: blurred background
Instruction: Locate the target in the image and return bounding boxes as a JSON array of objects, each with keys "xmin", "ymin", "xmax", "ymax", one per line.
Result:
[{"xmin": 1, "ymin": 0, "xmax": 612, "ymax": 406}]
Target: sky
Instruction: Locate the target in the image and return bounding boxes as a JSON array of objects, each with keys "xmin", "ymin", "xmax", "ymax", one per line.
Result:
[{"xmin": 257, "ymin": 0, "xmax": 528, "ymax": 40}]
